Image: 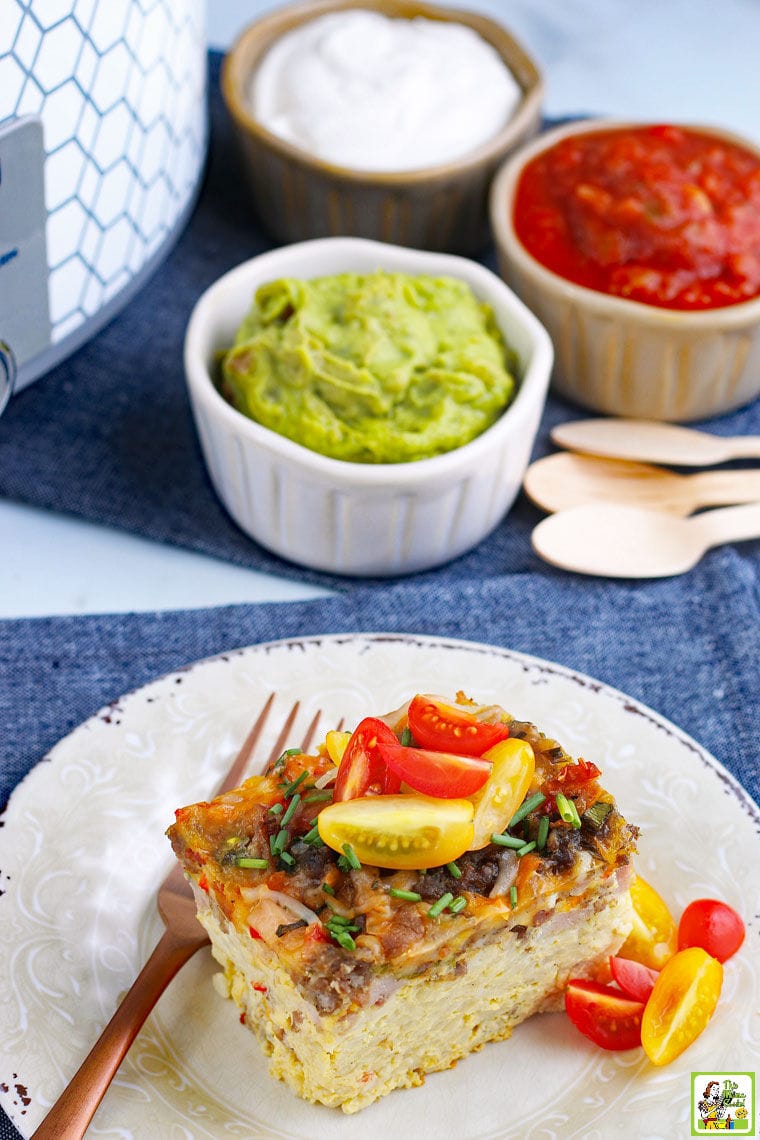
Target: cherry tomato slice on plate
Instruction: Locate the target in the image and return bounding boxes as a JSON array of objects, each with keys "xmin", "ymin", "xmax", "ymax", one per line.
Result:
[
  {"xmin": 317, "ymin": 794, "xmax": 475, "ymax": 870},
  {"xmin": 641, "ymin": 947, "xmax": 723, "ymax": 1066},
  {"xmin": 609, "ymin": 955, "xmax": 659, "ymax": 1003},
  {"xmin": 619, "ymin": 874, "xmax": 678, "ymax": 970},
  {"xmin": 407, "ymin": 695, "xmax": 510, "ymax": 756},
  {"xmin": 333, "ymin": 717, "xmax": 402, "ymax": 802},
  {"xmin": 564, "ymin": 979, "xmax": 644, "ymax": 1051},
  {"xmin": 677, "ymin": 898, "xmax": 745, "ymax": 963},
  {"xmin": 377, "ymin": 742, "xmax": 491, "ymax": 798}
]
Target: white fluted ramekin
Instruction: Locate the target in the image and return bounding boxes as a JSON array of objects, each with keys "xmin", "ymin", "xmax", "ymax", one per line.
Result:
[
  {"xmin": 184, "ymin": 238, "xmax": 552, "ymax": 577},
  {"xmin": 490, "ymin": 119, "xmax": 760, "ymax": 422}
]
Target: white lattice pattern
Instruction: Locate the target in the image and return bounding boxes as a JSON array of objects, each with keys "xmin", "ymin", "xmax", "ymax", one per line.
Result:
[{"xmin": 0, "ymin": 0, "xmax": 207, "ymax": 342}]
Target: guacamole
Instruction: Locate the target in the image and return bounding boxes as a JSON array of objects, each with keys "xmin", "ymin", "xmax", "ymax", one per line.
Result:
[{"xmin": 219, "ymin": 270, "xmax": 517, "ymax": 464}]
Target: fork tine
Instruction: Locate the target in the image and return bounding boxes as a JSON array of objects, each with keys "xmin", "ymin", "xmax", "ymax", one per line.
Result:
[
  {"xmin": 299, "ymin": 709, "xmax": 322, "ymax": 755},
  {"xmin": 262, "ymin": 703, "xmax": 326, "ymax": 771},
  {"xmin": 217, "ymin": 693, "xmax": 275, "ymax": 794},
  {"xmin": 264, "ymin": 700, "xmax": 302, "ymax": 769}
]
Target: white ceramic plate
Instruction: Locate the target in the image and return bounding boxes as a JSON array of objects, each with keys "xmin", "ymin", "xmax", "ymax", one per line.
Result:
[{"xmin": 1, "ymin": 633, "xmax": 758, "ymax": 1139}]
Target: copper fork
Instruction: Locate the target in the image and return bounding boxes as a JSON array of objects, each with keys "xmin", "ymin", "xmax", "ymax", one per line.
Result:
[{"xmin": 32, "ymin": 694, "xmax": 322, "ymax": 1140}]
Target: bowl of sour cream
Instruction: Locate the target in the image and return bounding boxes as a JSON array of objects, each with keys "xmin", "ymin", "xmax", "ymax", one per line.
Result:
[{"xmin": 221, "ymin": 0, "xmax": 543, "ymax": 254}]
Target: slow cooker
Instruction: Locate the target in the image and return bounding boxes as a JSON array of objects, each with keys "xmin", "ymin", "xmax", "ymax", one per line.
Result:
[{"xmin": 0, "ymin": 0, "xmax": 208, "ymax": 413}]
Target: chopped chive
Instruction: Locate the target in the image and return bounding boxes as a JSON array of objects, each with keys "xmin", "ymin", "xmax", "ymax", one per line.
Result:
[
  {"xmin": 280, "ymin": 793, "xmax": 301, "ymax": 828},
  {"xmin": 274, "ymin": 747, "xmax": 301, "ymax": 770},
  {"xmin": 327, "ymin": 920, "xmax": 359, "ymax": 934},
  {"xmin": 448, "ymin": 896, "xmax": 467, "ymax": 914},
  {"xmin": 341, "ymin": 843, "xmax": 362, "ymax": 871},
  {"xmin": 508, "ymin": 792, "xmax": 546, "ymax": 828},
  {"xmin": 536, "ymin": 815, "xmax": 550, "ymax": 850},
  {"xmin": 283, "ymin": 770, "xmax": 309, "ymax": 797},
  {"xmin": 555, "ymin": 792, "xmax": 582, "ymax": 829},
  {"xmin": 400, "ymin": 727, "xmax": 414, "ymax": 746},
  {"xmin": 509, "ymin": 885, "xmax": 518, "ymax": 909},
  {"xmin": 491, "ymin": 833, "xmax": 527, "ymax": 849},
  {"xmin": 302, "ymin": 823, "xmax": 321, "ymax": 844},
  {"xmin": 517, "ymin": 841, "xmax": 536, "ymax": 857},
  {"xmin": 328, "ymin": 929, "xmax": 356, "ymax": 951},
  {"xmin": 427, "ymin": 892, "xmax": 454, "ymax": 918},
  {"xmin": 303, "ymin": 790, "xmax": 333, "ymax": 803},
  {"xmin": 270, "ymin": 828, "xmax": 288, "ymax": 855},
  {"xmin": 279, "ymin": 851, "xmax": 295, "ymax": 866},
  {"xmin": 269, "ymin": 833, "xmax": 278, "ymax": 855},
  {"xmin": 322, "ymin": 882, "xmax": 335, "ymax": 896},
  {"xmin": 268, "ymin": 802, "xmax": 284, "ymax": 816},
  {"xmin": 581, "ymin": 801, "xmax": 613, "ymax": 830},
  {"xmin": 446, "ymin": 861, "xmax": 463, "ymax": 879},
  {"xmin": 235, "ymin": 856, "xmax": 269, "ymax": 869},
  {"xmin": 390, "ymin": 888, "xmax": 422, "ymax": 902},
  {"xmin": 324, "ymin": 912, "xmax": 359, "ymax": 934}
]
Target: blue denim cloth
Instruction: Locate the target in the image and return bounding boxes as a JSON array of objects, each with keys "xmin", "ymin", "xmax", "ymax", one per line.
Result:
[
  {"xmin": 2, "ymin": 564, "xmax": 758, "ymax": 811},
  {"xmin": 1, "ymin": 570, "xmax": 759, "ymax": 1136},
  {"xmin": 2, "ymin": 54, "xmax": 760, "ymax": 590}
]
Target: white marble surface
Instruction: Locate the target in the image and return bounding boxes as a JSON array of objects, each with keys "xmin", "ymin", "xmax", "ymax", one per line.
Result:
[{"xmin": 3, "ymin": 0, "xmax": 759, "ymax": 618}]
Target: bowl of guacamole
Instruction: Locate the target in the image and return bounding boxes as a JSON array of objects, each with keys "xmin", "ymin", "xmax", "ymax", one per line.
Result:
[
  {"xmin": 218, "ymin": 270, "xmax": 517, "ymax": 464},
  {"xmin": 184, "ymin": 238, "xmax": 552, "ymax": 576}
]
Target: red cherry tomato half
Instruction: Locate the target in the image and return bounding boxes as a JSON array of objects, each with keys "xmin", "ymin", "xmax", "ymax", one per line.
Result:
[
  {"xmin": 609, "ymin": 956, "xmax": 659, "ymax": 1003},
  {"xmin": 564, "ymin": 979, "xmax": 645, "ymax": 1051},
  {"xmin": 377, "ymin": 742, "xmax": 492, "ymax": 799},
  {"xmin": 407, "ymin": 695, "xmax": 510, "ymax": 757},
  {"xmin": 677, "ymin": 899, "xmax": 745, "ymax": 963},
  {"xmin": 333, "ymin": 718, "xmax": 402, "ymax": 802},
  {"xmin": 544, "ymin": 758, "xmax": 602, "ymax": 794}
]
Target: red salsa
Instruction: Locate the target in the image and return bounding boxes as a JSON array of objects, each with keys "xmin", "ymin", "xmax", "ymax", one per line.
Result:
[{"xmin": 513, "ymin": 124, "xmax": 760, "ymax": 310}]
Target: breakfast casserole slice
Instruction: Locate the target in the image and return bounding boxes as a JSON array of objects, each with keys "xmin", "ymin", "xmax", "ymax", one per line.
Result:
[{"xmin": 167, "ymin": 693, "xmax": 638, "ymax": 1113}]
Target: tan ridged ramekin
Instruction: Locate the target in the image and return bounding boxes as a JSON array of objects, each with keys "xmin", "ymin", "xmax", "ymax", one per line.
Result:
[
  {"xmin": 221, "ymin": 0, "xmax": 543, "ymax": 255},
  {"xmin": 183, "ymin": 238, "xmax": 553, "ymax": 577},
  {"xmin": 490, "ymin": 118, "xmax": 760, "ymax": 422}
]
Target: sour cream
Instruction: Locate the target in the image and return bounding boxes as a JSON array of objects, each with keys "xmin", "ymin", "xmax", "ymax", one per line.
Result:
[{"xmin": 249, "ymin": 9, "xmax": 522, "ymax": 172}]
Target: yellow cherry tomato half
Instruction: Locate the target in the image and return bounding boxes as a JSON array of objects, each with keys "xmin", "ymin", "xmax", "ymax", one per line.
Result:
[
  {"xmin": 469, "ymin": 738, "xmax": 535, "ymax": 849},
  {"xmin": 619, "ymin": 875, "xmax": 678, "ymax": 970},
  {"xmin": 641, "ymin": 947, "xmax": 723, "ymax": 1066},
  {"xmin": 325, "ymin": 730, "xmax": 351, "ymax": 766},
  {"xmin": 317, "ymin": 794, "xmax": 474, "ymax": 870}
]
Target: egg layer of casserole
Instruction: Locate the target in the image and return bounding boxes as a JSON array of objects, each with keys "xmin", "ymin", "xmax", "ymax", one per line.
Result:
[{"xmin": 168, "ymin": 703, "xmax": 638, "ymax": 1113}]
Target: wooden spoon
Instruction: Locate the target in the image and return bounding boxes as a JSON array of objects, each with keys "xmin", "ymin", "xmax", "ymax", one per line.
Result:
[
  {"xmin": 551, "ymin": 418, "xmax": 760, "ymax": 466},
  {"xmin": 524, "ymin": 453, "xmax": 760, "ymax": 517},
  {"xmin": 531, "ymin": 501, "xmax": 760, "ymax": 578}
]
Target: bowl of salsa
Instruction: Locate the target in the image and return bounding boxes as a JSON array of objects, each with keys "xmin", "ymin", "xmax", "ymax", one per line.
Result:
[{"xmin": 490, "ymin": 119, "xmax": 760, "ymax": 421}]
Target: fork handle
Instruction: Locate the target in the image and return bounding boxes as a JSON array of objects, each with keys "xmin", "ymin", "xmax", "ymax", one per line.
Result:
[{"xmin": 31, "ymin": 928, "xmax": 207, "ymax": 1140}]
